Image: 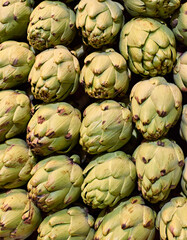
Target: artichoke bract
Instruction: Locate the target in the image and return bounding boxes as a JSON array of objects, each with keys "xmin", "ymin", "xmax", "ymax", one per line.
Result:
[
  {"xmin": 181, "ymin": 157, "xmax": 187, "ymax": 196},
  {"xmin": 27, "ymin": 154, "xmax": 83, "ymax": 212},
  {"xmin": 0, "ymin": 90, "xmax": 31, "ymax": 143},
  {"xmin": 37, "ymin": 206, "xmax": 95, "ymax": 239},
  {"xmin": 119, "ymin": 17, "xmax": 176, "ymax": 77},
  {"xmin": 0, "ymin": 189, "xmax": 42, "ymax": 240},
  {"xmin": 29, "ymin": 45, "xmax": 80, "ymax": 103},
  {"xmin": 80, "ymin": 48, "xmax": 130, "ymax": 99},
  {"xmin": 0, "ymin": 41, "xmax": 35, "ymax": 89},
  {"xmin": 130, "ymin": 77, "xmax": 182, "ymax": 140},
  {"xmin": 123, "ymin": 0, "xmax": 180, "ymax": 19},
  {"xmin": 171, "ymin": 2, "xmax": 187, "ymax": 46},
  {"xmin": 75, "ymin": 0, "xmax": 124, "ymax": 49},
  {"xmin": 81, "ymin": 151, "xmax": 136, "ymax": 209},
  {"xmin": 26, "ymin": 102, "xmax": 81, "ymax": 156},
  {"xmin": 27, "ymin": 1, "xmax": 76, "ymax": 51},
  {"xmin": 156, "ymin": 197, "xmax": 187, "ymax": 240},
  {"xmin": 173, "ymin": 51, "xmax": 187, "ymax": 92},
  {"xmin": 0, "ymin": 0, "xmax": 34, "ymax": 43},
  {"xmin": 79, "ymin": 100, "xmax": 132, "ymax": 154},
  {"xmin": 0, "ymin": 138, "xmax": 36, "ymax": 189},
  {"xmin": 133, "ymin": 138, "xmax": 185, "ymax": 203},
  {"xmin": 94, "ymin": 196, "xmax": 156, "ymax": 240},
  {"xmin": 180, "ymin": 105, "xmax": 187, "ymax": 141}
]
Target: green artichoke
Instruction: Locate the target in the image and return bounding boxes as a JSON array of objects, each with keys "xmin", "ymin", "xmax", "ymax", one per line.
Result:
[
  {"xmin": 156, "ymin": 197, "xmax": 187, "ymax": 240},
  {"xmin": 180, "ymin": 105, "xmax": 187, "ymax": 141},
  {"xmin": 0, "ymin": 138, "xmax": 36, "ymax": 189},
  {"xmin": 119, "ymin": 17, "xmax": 176, "ymax": 77},
  {"xmin": 79, "ymin": 100, "xmax": 132, "ymax": 154},
  {"xmin": 133, "ymin": 138, "xmax": 185, "ymax": 203},
  {"xmin": 94, "ymin": 196, "xmax": 156, "ymax": 240},
  {"xmin": 123, "ymin": 0, "xmax": 180, "ymax": 19},
  {"xmin": 75, "ymin": 0, "xmax": 124, "ymax": 49},
  {"xmin": 0, "ymin": 90, "xmax": 31, "ymax": 143},
  {"xmin": 29, "ymin": 45, "xmax": 80, "ymax": 103},
  {"xmin": 27, "ymin": 1, "xmax": 76, "ymax": 51},
  {"xmin": 0, "ymin": 41, "xmax": 35, "ymax": 89},
  {"xmin": 173, "ymin": 51, "xmax": 187, "ymax": 92},
  {"xmin": 0, "ymin": 0, "xmax": 34, "ymax": 43},
  {"xmin": 81, "ymin": 151, "xmax": 136, "ymax": 209},
  {"xmin": 80, "ymin": 48, "xmax": 130, "ymax": 99},
  {"xmin": 130, "ymin": 77, "xmax": 182, "ymax": 140},
  {"xmin": 181, "ymin": 157, "xmax": 187, "ymax": 196},
  {"xmin": 0, "ymin": 189, "xmax": 42, "ymax": 240},
  {"xmin": 27, "ymin": 154, "xmax": 83, "ymax": 212},
  {"xmin": 37, "ymin": 206, "xmax": 95, "ymax": 239},
  {"xmin": 171, "ymin": 2, "xmax": 187, "ymax": 46},
  {"xmin": 26, "ymin": 102, "xmax": 81, "ymax": 156}
]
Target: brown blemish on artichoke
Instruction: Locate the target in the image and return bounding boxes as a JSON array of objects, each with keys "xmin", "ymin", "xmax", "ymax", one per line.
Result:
[
  {"xmin": 122, "ymin": 223, "xmax": 126, "ymax": 229},
  {"xmin": 178, "ymin": 160, "xmax": 184, "ymax": 167},
  {"xmin": 157, "ymin": 110, "xmax": 167, "ymax": 117},
  {"xmin": 2, "ymin": 204, "xmax": 12, "ymax": 211},
  {"xmin": 157, "ymin": 140, "xmax": 165, "ymax": 147},
  {"xmin": 142, "ymin": 157, "xmax": 146, "ymax": 163},
  {"xmin": 160, "ymin": 169, "xmax": 166, "ymax": 176},
  {"xmin": 65, "ymin": 197, "xmax": 72, "ymax": 204},
  {"xmin": 5, "ymin": 107, "xmax": 12, "ymax": 113},
  {"xmin": 12, "ymin": 59, "xmax": 18, "ymax": 66},
  {"xmin": 3, "ymin": 1, "xmax": 10, "ymax": 6},
  {"xmin": 37, "ymin": 116, "xmax": 45, "ymax": 124},
  {"xmin": 65, "ymin": 133, "xmax": 72, "ymax": 140},
  {"xmin": 46, "ymin": 130, "xmax": 55, "ymax": 138},
  {"xmin": 144, "ymin": 219, "xmax": 152, "ymax": 228},
  {"xmin": 104, "ymin": 106, "xmax": 109, "ymax": 110}
]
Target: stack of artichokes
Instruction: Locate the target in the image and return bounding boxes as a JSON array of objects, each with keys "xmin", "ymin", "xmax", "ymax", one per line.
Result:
[{"xmin": 0, "ymin": 0, "xmax": 186, "ymax": 239}]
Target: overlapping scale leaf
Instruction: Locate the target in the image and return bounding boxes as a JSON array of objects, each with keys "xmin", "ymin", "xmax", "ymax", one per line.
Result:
[
  {"xmin": 130, "ymin": 77, "xmax": 182, "ymax": 140},
  {"xmin": 181, "ymin": 157, "xmax": 187, "ymax": 196},
  {"xmin": 133, "ymin": 138, "xmax": 185, "ymax": 203},
  {"xmin": 180, "ymin": 105, "xmax": 187, "ymax": 141},
  {"xmin": 29, "ymin": 45, "xmax": 80, "ymax": 103},
  {"xmin": 79, "ymin": 100, "xmax": 132, "ymax": 154}
]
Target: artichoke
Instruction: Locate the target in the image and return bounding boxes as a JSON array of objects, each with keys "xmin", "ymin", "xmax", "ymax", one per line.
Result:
[
  {"xmin": 180, "ymin": 105, "xmax": 187, "ymax": 141},
  {"xmin": 119, "ymin": 17, "xmax": 176, "ymax": 77},
  {"xmin": 156, "ymin": 197, "xmax": 187, "ymax": 240},
  {"xmin": 37, "ymin": 206, "xmax": 95, "ymax": 239},
  {"xmin": 0, "ymin": 189, "xmax": 42, "ymax": 240},
  {"xmin": 173, "ymin": 51, "xmax": 187, "ymax": 92},
  {"xmin": 0, "ymin": 90, "xmax": 31, "ymax": 143},
  {"xmin": 27, "ymin": 154, "xmax": 83, "ymax": 212},
  {"xmin": 81, "ymin": 151, "xmax": 136, "ymax": 209},
  {"xmin": 26, "ymin": 102, "xmax": 81, "ymax": 156},
  {"xmin": 75, "ymin": 0, "xmax": 124, "ymax": 49},
  {"xmin": 123, "ymin": 0, "xmax": 180, "ymax": 19},
  {"xmin": 79, "ymin": 100, "xmax": 132, "ymax": 154},
  {"xmin": 94, "ymin": 196, "xmax": 156, "ymax": 240},
  {"xmin": 171, "ymin": 2, "xmax": 187, "ymax": 46},
  {"xmin": 181, "ymin": 157, "xmax": 187, "ymax": 196},
  {"xmin": 27, "ymin": 1, "xmax": 76, "ymax": 51},
  {"xmin": 130, "ymin": 77, "xmax": 182, "ymax": 140},
  {"xmin": 133, "ymin": 138, "xmax": 185, "ymax": 203},
  {"xmin": 80, "ymin": 48, "xmax": 130, "ymax": 99},
  {"xmin": 29, "ymin": 45, "xmax": 80, "ymax": 103},
  {"xmin": 0, "ymin": 0, "xmax": 34, "ymax": 43},
  {"xmin": 0, "ymin": 41, "xmax": 35, "ymax": 89},
  {"xmin": 0, "ymin": 138, "xmax": 36, "ymax": 189}
]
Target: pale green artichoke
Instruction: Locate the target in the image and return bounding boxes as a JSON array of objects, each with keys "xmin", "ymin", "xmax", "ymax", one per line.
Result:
[
  {"xmin": 27, "ymin": 154, "xmax": 83, "ymax": 212},
  {"xmin": 80, "ymin": 48, "xmax": 130, "ymax": 99},
  {"xmin": 173, "ymin": 51, "xmax": 187, "ymax": 92},
  {"xmin": 26, "ymin": 102, "xmax": 81, "ymax": 156},
  {"xmin": 0, "ymin": 90, "xmax": 31, "ymax": 143},
  {"xmin": 27, "ymin": 1, "xmax": 76, "ymax": 51},
  {"xmin": 180, "ymin": 105, "xmax": 187, "ymax": 141},
  {"xmin": 81, "ymin": 151, "xmax": 136, "ymax": 209},
  {"xmin": 0, "ymin": 189, "xmax": 42, "ymax": 240},
  {"xmin": 37, "ymin": 206, "xmax": 95, "ymax": 239},
  {"xmin": 0, "ymin": 41, "xmax": 35, "ymax": 89},
  {"xmin": 130, "ymin": 77, "xmax": 182, "ymax": 140},
  {"xmin": 0, "ymin": 138, "xmax": 36, "ymax": 189},
  {"xmin": 29, "ymin": 45, "xmax": 80, "ymax": 103},
  {"xmin": 80, "ymin": 100, "xmax": 132, "ymax": 154},
  {"xmin": 133, "ymin": 138, "xmax": 185, "ymax": 203},
  {"xmin": 0, "ymin": 0, "xmax": 34, "ymax": 43},
  {"xmin": 75, "ymin": 0, "xmax": 124, "ymax": 49},
  {"xmin": 156, "ymin": 197, "xmax": 187, "ymax": 240},
  {"xmin": 119, "ymin": 17, "xmax": 176, "ymax": 77},
  {"xmin": 171, "ymin": 2, "xmax": 187, "ymax": 46},
  {"xmin": 181, "ymin": 157, "xmax": 187, "ymax": 196},
  {"xmin": 123, "ymin": 0, "xmax": 180, "ymax": 19},
  {"xmin": 94, "ymin": 196, "xmax": 156, "ymax": 240}
]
